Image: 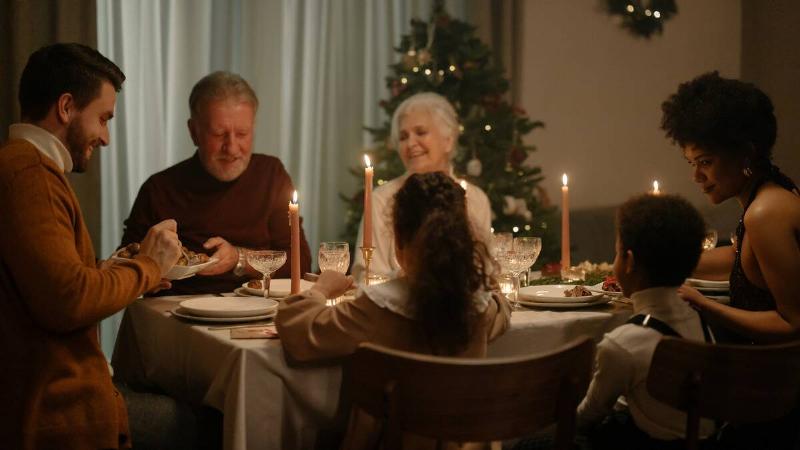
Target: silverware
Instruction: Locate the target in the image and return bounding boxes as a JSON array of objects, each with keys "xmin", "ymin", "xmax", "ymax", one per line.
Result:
[{"xmin": 207, "ymin": 320, "xmax": 273, "ymax": 331}]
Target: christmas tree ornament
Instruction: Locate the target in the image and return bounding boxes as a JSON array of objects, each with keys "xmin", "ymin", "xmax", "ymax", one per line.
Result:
[
  {"xmin": 417, "ymin": 49, "xmax": 432, "ymax": 65},
  {"xmin": 466, "ymin": 157, "xmax": 482, "ymax": 177}
]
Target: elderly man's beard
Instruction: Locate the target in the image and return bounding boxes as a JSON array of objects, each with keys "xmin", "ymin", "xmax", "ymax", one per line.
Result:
[{"xmin": 65, "ymin": 120, "xmax": 98, "ymax": 173}]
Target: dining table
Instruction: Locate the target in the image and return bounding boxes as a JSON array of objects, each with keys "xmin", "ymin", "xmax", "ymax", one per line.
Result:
[{"xmin": 111, "ymin": 292, "xmax": 633, "ymax": 450}]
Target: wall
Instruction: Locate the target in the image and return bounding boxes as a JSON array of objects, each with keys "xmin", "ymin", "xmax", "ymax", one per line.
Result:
[
  {"xmin": 741, "ymin": 0, "xmax": 800, "ymax": 184},
  {"xmin": 517, "ymin": 0, "xmax": 746, "ymax": 261}
]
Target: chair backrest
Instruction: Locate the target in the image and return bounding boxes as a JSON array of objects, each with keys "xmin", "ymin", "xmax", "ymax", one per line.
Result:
[
  {"xmin": 343, "ymin": 336, "xmax": 595, "ymax": 449},
  {"xmin": 647, "ymin": 337, "xmax": 800, "ymax": 449}
]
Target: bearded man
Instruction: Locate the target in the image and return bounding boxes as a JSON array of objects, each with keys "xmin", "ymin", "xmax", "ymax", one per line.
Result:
[{"xmin": 120, "ymin": 71, "xmax": 312, "ymax": 295}]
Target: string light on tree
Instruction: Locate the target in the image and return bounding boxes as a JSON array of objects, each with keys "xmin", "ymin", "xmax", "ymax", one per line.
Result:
[{"xmin": 606, "ymin": 0, "xmax": 677, "ymax": 38}]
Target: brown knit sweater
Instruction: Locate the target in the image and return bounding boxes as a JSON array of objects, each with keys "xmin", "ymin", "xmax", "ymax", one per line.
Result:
[
  {"xmin": 121, "ymin": 152, "xmax": 312, "ymax": 295},
  {"xmin": 0, "ymin": 139, "xmax": 162, "ymax": 450}
]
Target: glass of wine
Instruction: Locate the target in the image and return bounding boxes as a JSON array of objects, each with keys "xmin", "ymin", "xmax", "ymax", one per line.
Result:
[
  {"xmin": 495, "ymin": 238, "xmax": 541, "ymax": 309},
  {"xmin": 246, "ymin": 250, "xmax": 287, "ymax": 299}
]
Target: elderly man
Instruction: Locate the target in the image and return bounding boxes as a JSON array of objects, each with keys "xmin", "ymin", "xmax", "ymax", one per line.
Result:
[
  {"xmin": 121, "ymin": 71, "xmax": 312, "ymax": 295},
  {"xmin": 0, "ymin": 43, "xmax": 181, "ymax": 449}
]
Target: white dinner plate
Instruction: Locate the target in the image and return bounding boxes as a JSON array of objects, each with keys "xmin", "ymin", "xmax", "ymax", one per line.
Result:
[
  {"xmin": 686, "ymin": 278, "xmax": 729, "ymax": 289},
  {"xmin": 112, "ymin": 251, "xmax": 218, "ymax": 280},
  {"xmin": 590, "ymin": 282, "xmax": 623, "ymax": 297},
  {"xmin": 178, "ymin": 296, "xmax": 278, "ymax": 318},
  {"xmin": 517, "ymin": 298, "xmax": 611, "ymax": 309},
  {"xmin": 171, "ymin": 307, "xmax": 276, "ymax": 323},
  {"xmin": 241, "ymin": 279, "xmax": 313, "ymax": 298},
  {"xmin": 518, "ymin": 284, "xmax": 603, "ymax": 303}
]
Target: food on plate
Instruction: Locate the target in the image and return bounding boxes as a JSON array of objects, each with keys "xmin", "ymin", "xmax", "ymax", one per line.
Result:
[
  {"xmin": 117, "ymin": 242, "xmax": 209, "ymax": 266},
  {"xmin": 602, "ymin": 276, "xmax": 622, "ymax": 293},
  {"xmin": 564, "ymin": 285, "xmax": 592, "ymax": 297},
  {"xmin": 247, "ymin": 279, "xmax": 263, "ymax": 289}
]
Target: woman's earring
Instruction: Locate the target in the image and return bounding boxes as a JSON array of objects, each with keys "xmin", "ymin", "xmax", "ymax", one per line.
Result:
[{"xmin": 742, "ymin": 158, "xmax": 753, "ymax": 177}]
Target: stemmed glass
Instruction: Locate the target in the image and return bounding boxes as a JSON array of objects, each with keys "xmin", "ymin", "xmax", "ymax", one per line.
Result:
[
  {"xmin": 495, "ymin": 237, "xmax": 542, "ymax": 308},
  {"xmin": 703, "ymin": 229, "xmax": 718, "ymax": 251},
  {"xmin": 246, "ymin": 250, "xmax": 287, "ymax": 299},
  {"xmin": 318, "ymin": 242, "xmax": 350, "ymax": 274},
  {"xmin": 491, "ymin": 232, "xmax": 513, "ymax": 257},
  {"xmin": 318, "ymin": 242, "xmax": 350, "ymax": 305}
]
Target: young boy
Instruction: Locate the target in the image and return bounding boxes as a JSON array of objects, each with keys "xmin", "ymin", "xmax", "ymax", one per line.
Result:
[{"xmin": 577, "ymin": 194, "xmax": 714, "ymax": 449}]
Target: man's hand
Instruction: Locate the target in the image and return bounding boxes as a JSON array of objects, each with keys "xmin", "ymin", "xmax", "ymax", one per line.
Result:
[
  {"xmin": 139, "ymin": 219, "xmax": 182, "ymax": 278},
  {"xmin": 200, "ymin": 237, "xmax": 238, "ymax": 275},
  {"xmin": 310, "ymin": 271, "xmax": 354, "ymax": 299},
  {"xmin": 147, "ymin": 279, "xmax": 172, "ymax": 294}
]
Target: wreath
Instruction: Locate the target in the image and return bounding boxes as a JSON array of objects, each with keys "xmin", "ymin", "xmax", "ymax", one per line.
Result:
[{"xmin": 606, "ymin": 0, "xmax": 678, "ymax": 38}]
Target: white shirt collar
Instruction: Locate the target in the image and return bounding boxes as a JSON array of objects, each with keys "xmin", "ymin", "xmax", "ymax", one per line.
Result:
[
  {"xmin": 8, "ymin": 123, "xmax": 73, "ymax": 173},
  {"xmin": 360, "ymin": 277, "xmax": 491, "ymax": 319},
  {"xmin": 630, "ymin": 286, "xmax": 683, "ymax": 316}
]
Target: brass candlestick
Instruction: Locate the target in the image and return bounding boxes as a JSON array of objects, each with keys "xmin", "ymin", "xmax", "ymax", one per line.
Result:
[{"xmin": 360, "ymin": 246, "xmax": 375, "ymax": 286}]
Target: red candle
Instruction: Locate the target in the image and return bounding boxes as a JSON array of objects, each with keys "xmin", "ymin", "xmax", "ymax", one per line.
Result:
[
  {"xmin": 363, "ymin": 155, "xmax": 373, "ymax": 248},
  {"xmin": 561, "ymin": 174, "xmax": 570, "ymax": 269},
  {"xmin": 289, "ymin": 190, "xmax": 300, "ymax": 294}
]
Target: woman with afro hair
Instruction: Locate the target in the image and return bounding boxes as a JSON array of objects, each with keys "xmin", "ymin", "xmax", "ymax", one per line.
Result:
[{"xmin": 662, "ymin": 71, "xmax": 800, "ymax": 450}]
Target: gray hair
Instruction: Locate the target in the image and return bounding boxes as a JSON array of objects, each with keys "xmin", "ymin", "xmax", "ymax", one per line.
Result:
[
  {"xmin": 389, "ymin": 92, "xmax": 460, "ymax": 151},
  {"xmin": 188, "ymin": 71, "xmax": 259, "ymax": 118}
]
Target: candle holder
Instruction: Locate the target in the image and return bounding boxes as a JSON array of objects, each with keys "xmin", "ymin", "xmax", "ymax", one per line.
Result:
[{"xmin": 360, "ymin": 246, "xmax": 375, "ymax": 286}]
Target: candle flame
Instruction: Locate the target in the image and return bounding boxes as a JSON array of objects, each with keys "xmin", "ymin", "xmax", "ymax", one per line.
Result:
[
  {"xmin": 562, "ymin": 173, "xmax": 568, "ymax": 186},
  {"xmin": 364, "ymin": 154, "xmax": 372, "ymax": 168},
  {"xmin": 292, "ymin": 190, "xmax": 298, "ymax": 204},
  {"xmin": 459, "ymin": 180, "xmax": 468, "ymax": 191},
  {"xmin": 653, "ymin": 180, "xmax": 660, "ymax": 193}
]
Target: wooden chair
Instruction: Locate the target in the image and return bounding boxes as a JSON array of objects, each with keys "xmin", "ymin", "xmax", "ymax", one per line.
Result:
[
  {"xmin": 341, "ymin": 336, "xmax": 595, "ymax": 450},
  {"xmin": 647, "ymin": 337, "xmax": 800, "ymax": 450}
]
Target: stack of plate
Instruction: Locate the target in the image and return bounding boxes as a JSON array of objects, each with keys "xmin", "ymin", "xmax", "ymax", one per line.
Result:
[
  {"xmin": 686, "ymin": 278, "xmax": 730, "ymax": 304},
  {"xmin": 517, "ymin": 285, "xmax": 610, "ymax": 309},
  {"xmin": 172, "ymin": 296, "xmax": 279, "ymax": 323}
]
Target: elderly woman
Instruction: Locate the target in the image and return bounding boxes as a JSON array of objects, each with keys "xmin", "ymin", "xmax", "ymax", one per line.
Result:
[
  {"xmin": 277, "ymin": 172, "xmax": 510, "ymax": 449},
  {"xmin": 352, "ymin": 92, "xmax": 492, "ymax": 282}
]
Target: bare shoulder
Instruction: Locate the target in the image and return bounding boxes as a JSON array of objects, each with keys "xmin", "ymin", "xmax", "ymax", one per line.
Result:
[{"xmin": 744, "ymin": 185, "xmax": 800, "ymax": 231}]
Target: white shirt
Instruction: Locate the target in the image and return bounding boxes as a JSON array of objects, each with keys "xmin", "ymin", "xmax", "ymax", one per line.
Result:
[
  {"xmin": 576, "ymin": 286, "xmax": 715, "ymax": 440},
  {"xmin": 352, "ymin": 172, "xmax": 492, "ymax": 283},
  {"xmin": 8, "ymin": 123, "xmax": 73, "ymax": 173}
]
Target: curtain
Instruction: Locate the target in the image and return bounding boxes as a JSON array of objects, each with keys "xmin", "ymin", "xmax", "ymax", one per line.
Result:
[{"xmin": 96, "ymin": 0, "xmax": 468, "ymax": 357}]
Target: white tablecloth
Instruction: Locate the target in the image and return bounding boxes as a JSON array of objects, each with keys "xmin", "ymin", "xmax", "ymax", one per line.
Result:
[{"xmin": 112, "ymin": 296, "xmax": 632, "ymax": 450}]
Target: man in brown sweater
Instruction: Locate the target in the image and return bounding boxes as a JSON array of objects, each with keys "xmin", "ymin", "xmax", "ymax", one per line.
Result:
[
  {"xmin": 0, "ymin": 43, "xmax": 181, "ymax": 449},
  {"xmin": 120, "ymin": 71, "xmax": 312, "ymax": 295}
]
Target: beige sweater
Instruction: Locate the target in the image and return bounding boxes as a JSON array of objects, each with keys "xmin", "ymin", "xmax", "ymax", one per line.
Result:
[{"xmin": 0, "ymin": 139, "xmax": 161, "ymax": 450}]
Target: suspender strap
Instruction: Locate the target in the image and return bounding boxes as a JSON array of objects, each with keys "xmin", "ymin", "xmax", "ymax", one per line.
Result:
[
  {"xmin": 627, "ymin": 314, "xmax": 681, "ymax": 337},
  {"xmin": 627, "ymin": 313, "xmax": 716, "ymax": 343}
]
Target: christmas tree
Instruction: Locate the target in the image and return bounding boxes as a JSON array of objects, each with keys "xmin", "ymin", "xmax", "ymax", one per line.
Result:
[{"xmin": 341, "ymin": 2, "xmax": 559, "ymax": 268}]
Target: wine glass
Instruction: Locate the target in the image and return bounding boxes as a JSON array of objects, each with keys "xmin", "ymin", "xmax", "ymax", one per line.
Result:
[
  {"xmin": 703, "ymin": 229, "xmax": 718, "ymax": 251},
  {"xmin": 491, "ymin": 232, "xmax": 513, "ymax": 257},
  {"xmin": 246, "ymin": 250, "xmax": 287, "ymax": 299},
  {"xmin": 319, "ymin": 242, "xmax": 350, "ymax": 305},
  {"xmin": 318, "ymin": 242, "xmax": 350, "ymax": 274},
  {"xmin": 514, "ymin": 237, "xmax": 542, "ymax": 286}
]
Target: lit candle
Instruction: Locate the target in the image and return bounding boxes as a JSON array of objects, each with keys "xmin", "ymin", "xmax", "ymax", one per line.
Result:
[
  {"xmin": 459, "ymin": 179, "xmax": 468, "ymax": 191},
  {"xmin": 561, "ymin": 174, "xmax": 570, "ymax": 270},
  {"xmin": 363, "ymin": 155, "xmax": 373, "ymax": 248},
  {"xmin": 652, "ymin": 180, "xmax": 660, "ymax": 195},
  {"xmin": 289, "ymin": 190, "xmax": 300, "ymax": 294}
]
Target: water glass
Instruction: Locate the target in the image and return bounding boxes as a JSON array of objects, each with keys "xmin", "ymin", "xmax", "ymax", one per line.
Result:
[{"xmin": 246, "ymin": 250, "xmax": 287, "ymax": 299}]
